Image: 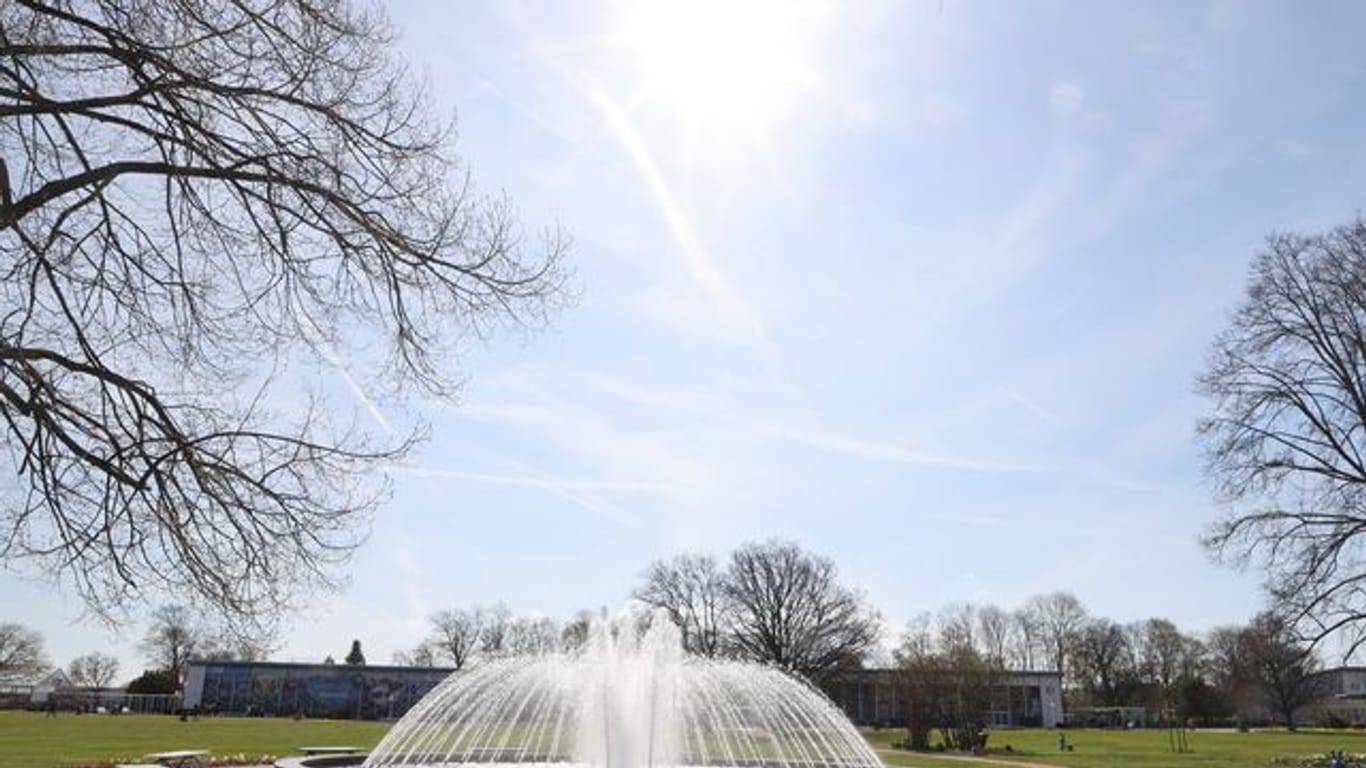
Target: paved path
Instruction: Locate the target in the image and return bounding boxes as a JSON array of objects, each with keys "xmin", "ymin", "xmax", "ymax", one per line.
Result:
[{"xmin": 876, "ymin": 747, "xmax": 1066, "ymax": 768}]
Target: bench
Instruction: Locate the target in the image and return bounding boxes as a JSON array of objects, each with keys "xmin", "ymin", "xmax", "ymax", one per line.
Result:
[
  {"xmin": 299, "ymin": 746, "xmax": 365, "ymax": 755},
  {"xmin": 142, "ymin": 750, "xmax": 209, "ymax": 767}
]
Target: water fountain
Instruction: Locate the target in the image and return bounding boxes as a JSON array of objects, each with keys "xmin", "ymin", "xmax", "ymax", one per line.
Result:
[{"xmin": 360, "ymin": 614, "xmax": 882, "ymax": 768}]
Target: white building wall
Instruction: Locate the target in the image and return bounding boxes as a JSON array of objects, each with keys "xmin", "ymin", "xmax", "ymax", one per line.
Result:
[
  {"xmin": 182, "ymin": 664, "xmax": 206, "ymax": 708},
  {"xmin": 1010, "ymin": 671, "xmax": 1063, "ymax": 727}
]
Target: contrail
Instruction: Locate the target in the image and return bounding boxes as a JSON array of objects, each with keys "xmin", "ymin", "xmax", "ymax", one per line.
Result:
[{"xmin": 567, "ymin": 72, "xmax": 765, "ymax": 348}]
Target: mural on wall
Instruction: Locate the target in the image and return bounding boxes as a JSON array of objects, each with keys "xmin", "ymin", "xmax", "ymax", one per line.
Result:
[{"xmin": 198, "ymin": 664, "xmax": 447, "ymax": 719}]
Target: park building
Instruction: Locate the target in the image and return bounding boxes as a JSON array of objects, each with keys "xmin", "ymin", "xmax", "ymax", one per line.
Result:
[
  {"xmin": 0, "ymin": 667, "xmax": 71, "ymax": 708},
  {"xmin": 1293, "ymin": 667, "xmax": 1366, "ymax": 727},
  {"xmin": 182, "ymin": 660, "xmax": 453, "ymax": 720},
  {"xmin": 1207, "ymin": 666, "xmax": 1366, "ymax": 728},
  {"xmin": 823, "ymin": 668, "xmax": 1064, "ymax": 729},
  {"xmin": 185, "ymin": 660, "xmax": 1068, "ymax": 726}
]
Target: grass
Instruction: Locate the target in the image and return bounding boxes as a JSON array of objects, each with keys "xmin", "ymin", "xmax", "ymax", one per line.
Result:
[
  {"xmin": 0, "ymin": 711, "xmax": 388, "ymax": 768},
  {"xmin": 5, "ymin": 711, "xmax": 1366, "ymax": 768},
  {"xmin": 866, "ymin": 725, "xmax": 1366, "ymax": 768}
]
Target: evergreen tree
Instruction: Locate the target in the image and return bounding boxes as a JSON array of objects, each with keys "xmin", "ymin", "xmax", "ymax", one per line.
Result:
[
  {"xmin": 345, "ymin": 640, "xmax": 366, "ymax": 666},
  {"xmin": 126, "ymin": 669, "xmax": 179, "ymax": 695}
]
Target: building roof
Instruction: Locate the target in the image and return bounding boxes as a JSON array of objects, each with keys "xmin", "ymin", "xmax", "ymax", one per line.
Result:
[
  {"xmin": 830, "ymin": 667, "xmax": 1062, "ymax": 682},
  {"xmin": 187, "ymin": 659, "xmax": 457, "ymax": 675},
  {"xmin": 857, "ymin": 667, "xmax": 1061, "ymax": 676},
  {"xmin": 0, "ymin": 667, "xmax": 68, "ymax": 688}
]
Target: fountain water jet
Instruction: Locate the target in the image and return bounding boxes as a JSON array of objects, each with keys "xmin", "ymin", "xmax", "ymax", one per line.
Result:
[{"xmin": 364, "ymin": 614, "xmax": 881, "ymax": 768}]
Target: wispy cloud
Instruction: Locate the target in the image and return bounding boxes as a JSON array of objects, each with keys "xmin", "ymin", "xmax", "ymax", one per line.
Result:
[
  {"xmin": 471, "ymin": 76, "xmax": 573, "ymax": 142},
  {"xmin": 994, "ymin": 87, "xmax": 1092, "ymax": 253},
  {"xmin": 394, "ymin": 429, "xmax": 645, "ymax": 528},
  {"xmin": 994, "ymin": 385, "xmax": 1063, "ymax": 428},
  {"xmin": 388, "ymin": 464, "xmax": 677, "ymax": 494},
  {"xmin": 771, "ymin": 424, "xmax": 1051, "ymax": 474},
  {"xmin": 460, "ymin": 364, "xmax": 1049, "ymax": 477}
]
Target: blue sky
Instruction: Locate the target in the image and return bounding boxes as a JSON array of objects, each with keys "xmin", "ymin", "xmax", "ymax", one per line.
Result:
[{"xmin": 7, "ymin": 0, "xmax": 1366, "ymax": 679}]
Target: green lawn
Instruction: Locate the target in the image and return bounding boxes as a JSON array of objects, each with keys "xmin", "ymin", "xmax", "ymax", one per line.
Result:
[
  {"xmin": 867, "ymin": 726, "xmax": 1366, "ymax": 768},
  {"xmin": 5, "ymin": 711, "xmax": 1366, "ymax": 768},
  {"xmin": 0, "ymin": 711, "xmax": 388, "ymax": 768}
]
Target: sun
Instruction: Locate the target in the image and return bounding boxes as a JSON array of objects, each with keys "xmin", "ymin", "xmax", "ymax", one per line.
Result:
[{"xmin": 618, "ymin": 0, "xmax": 821, "ymax": 137}]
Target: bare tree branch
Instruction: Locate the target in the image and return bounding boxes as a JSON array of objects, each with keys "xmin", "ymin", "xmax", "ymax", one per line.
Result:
[
  {"xmin": 0, "ymin": 0, "xmax": 568, "ymax": 636},
  {"xmin": 1199, "ymin": 217, "xmax": 1366, "ymax": 654}
]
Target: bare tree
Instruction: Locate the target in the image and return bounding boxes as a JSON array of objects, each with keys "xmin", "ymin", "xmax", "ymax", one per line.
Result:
[
  {"xmin": 139, "ymin": 605, "xmax": 200, "ymax": 683},
  {"xmin": 1070, "ymin": 618, "xmax": 1129, "ymax": 707},
  {"xmin": 1009, "ymin": 607, "xmax": 1041, "ymax": 670},
  {"xmin": 0, "ymin": 0, "xmax": 567, "ymax": 632},
  {"xmin": 976, "ymin": 604, "xmax": 1010, "ymax": 667},
  {"xmin": 892, "ymin": 616, "xmax": 937, "ymax": 751},
  {"xmin": 1139, "ymin": 619, "xmax": 1187, "ymax": 708},
  {"xmin": 1207, "ymin": 625, "xmax": 1257, "ymax": 720},
  {"xmin": 1027, "ymin": 592, "xmax": 1087, "ymax": 681},
  {"xmin": 427, "ymin": 604, "xmax": 571, "ymax": 663},
  {"xmin": 506, "ymin": 616, "xmax": 561, "ymax": 656},
  {"xmin": 0, "ymin": 621, "xmax": 47, "ymax": 676},
  {"xmin": 1240, "ymin": 611, "xmax": 1326, "ymax": 730},
  {"xmin": 561, "ymin": 609, "xmax": 595, "ymax": 652},
  {"xmin": 139, "ymin": 603, "xmax": 266, "ymax": 671},
  {"xmin": 634, "ymin": 554, "xmax": 727, "ymax": 657},
  {"xmin": 1121, "ymin": 621, "xmax": 1147, "ymax": 679},
  {"xmin": 894, "ymin": 613, "xmax": 1002, "ymax": 752},
  {"xmin": 430, "ymin": 608, "xmax": 483, "ymax": 670},
  {"xmin": 723, "ymin": 539, "xmax": 880, "ymax": 683},
  {"xmin": 937, "ymin": 604, "xmax": 976, "ymax": 652},
  {"xmin": 478, "ymin": 603, "xmax": 513, "ymax": 657},
  {"xmin": 67, "ymin": 651, "xmax": 119, "ymax": 687},
  {"xmin": 199, "ymin": 633, "xmax": 272, "ymax": 663},
  {"xmin": 1199, "ymin": 218, "xmax": 1366, "ymax": 653},
  {"xmin": 392, "ymin": 641, "xmax": 439, "ymax": 668},
  {"xmin": 1177, "ymin": 634, "xmax": 1211, "ymax": 715}
]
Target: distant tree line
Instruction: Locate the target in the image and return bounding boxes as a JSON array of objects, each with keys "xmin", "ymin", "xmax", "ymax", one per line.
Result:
[
  {"xmin": 1, "ymin": 620, "xmax": 118, "ymax": 691},
  {"xmin": 405, "ymin": 539, "xmax": 880, "ymax": 685},
  {"xmin": 0, "ymin": 622, "xmax": 48, "ymax": 678},
  {"xmin": 0, "ymin": 546, "xmax": 1328, "ymax": 731},
  {"xmin": 394, "ymin": 603, "xmax": 599, "ymax": 669},
  {"xmin": 894, "ymin": 593, "xmax": 1325, "ymax": 739}
]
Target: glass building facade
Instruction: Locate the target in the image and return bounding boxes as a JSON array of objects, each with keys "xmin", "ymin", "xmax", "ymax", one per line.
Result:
[
  {"xmin": 823, "ymin": 668, "xmax": 1062, "ymax": 728},
  {"xmin": 183, "ymin": 661, "xmax": 453, "ymax": 720}
]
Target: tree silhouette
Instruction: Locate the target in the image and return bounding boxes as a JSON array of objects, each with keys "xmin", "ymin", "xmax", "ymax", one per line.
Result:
[{"xmin": 345, "ymin": 639, "xmax": 365, "ymax": 666}]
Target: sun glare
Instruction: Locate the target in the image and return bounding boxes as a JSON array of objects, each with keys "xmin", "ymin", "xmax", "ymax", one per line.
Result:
[{"xmin": 620, "ymin": 0, "xmax": 819, "ymax": 137}]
